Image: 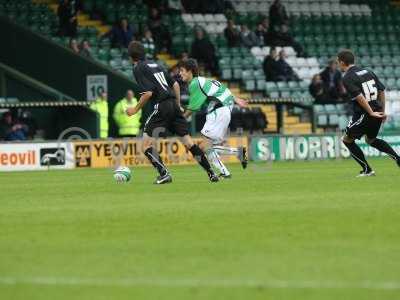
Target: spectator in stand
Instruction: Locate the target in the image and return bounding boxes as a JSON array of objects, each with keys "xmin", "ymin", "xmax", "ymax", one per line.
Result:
[
  {"xmin": 103, "ymin": 18, "xmax": 135, "ymax": 48},
  {"xmin": 57, "ymin": 0, "xmax": 81, "ymax": 37},
  {"xmin": 239, "ymin": 25, "xmax": 259, "ymax": 48},
  {"xmin": 269, "ymin": 0, "xmax": 289, "ymax": 32},
  {"xmin": 80, "ymin": 40, "xmax": 92, "ymax": 58},
  {"xmin": 309, "ymin": 74, "xmax": 328, "ymax": 104},
  {"xmin": 320, "ymin": 59, "xmax": 345, "ymax": 102},
  {"xmin": 20, "ymin": 111, "xmax": 37, "ymax": 139},
  {"xmin": 69, "ymin": 38, "xmax": 80, "ymax": 54},
  {"xmin": 190, "ymin": 27, "xmax": 217, "ymax": 75},
  {"xmin": 0, "ymin": 111, "xmax": 29, "ymax": 141},
  {"xmin": 224, "ymin": 19, "xmax": 241, "ymax": 48},
  {"xmin": 255, "ymin": 22, "xmax": 267, "ymax": 46},
  {"xmin": 263, "ymin": 47, "xmax": 280, "ymax": 81},
  {"xmin": 276, "ymin": 49, "xmax": 299, "ymax": 81},
  {"xmin": 141, "ymin": 27, "xmax": 156, "ymax": 59},
  {"xmin": 268, "ymin": 24, "xmax": 305, "ymax": 57},
  {"xmin": 181, "ymin": 0, "xmax": 198, "ymax": 13},
  {"xmin": 181, "ymin": 52, "xmax": 189, "ymax": 60},
  {"xmin": 113, "ymin": 90, "xmax": 141, "ymax": 138},
  {"xmin": 148, "ymin": 7, "xmax": 172, "ymax": 52}
]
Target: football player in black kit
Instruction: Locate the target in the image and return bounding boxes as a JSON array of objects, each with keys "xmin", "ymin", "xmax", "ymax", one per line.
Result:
[
  {"xmin": 125, "ymin": 41, "xmax": 219, "ymax": 184},
  {"xmin": 338, "ymin": 49, "xmax": 400, "ymax": 177}
]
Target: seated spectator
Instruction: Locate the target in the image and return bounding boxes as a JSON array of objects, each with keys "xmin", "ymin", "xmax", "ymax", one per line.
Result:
[
  {"xmin": 69, "ymin": 38, "xmax": 80, "ymax": 54},
  {"xmin": 19, "ymin": 111, "xmax": 37, "ymax": 139},
  {"xmin": 224, "ymin": 19, "xmax": 241, "ymax": 48},
  {"xmin": 255, "ymin": 22, "xmax": 267, "ymax": 46},
  {"xmin": 113, "ymin": 90, "xmax": 141, "ymax": 138},
  {"xmin": 309, "ymin": 74, "xmax": 329, "ymax": 104},
  {"xmin": 141, "ymin": 28, "xmax": 156, "ymax": 59},
  {"xmin": 239, "ymin": 25, "xmax": 259, "ymax": 48},
  {"xmin": 263, "ymin": 47, "xmax": 280, "ymax": 81},
  {"xmin": 148, "ymin": 7, "xmax": 171, "ymax": 52},
  {"xmin": 57, "ymin": 0, "xmax": 81, "ymax": 37},
  {"xmin": 80, "ymin": 40, "xmax": 92, "ymax": 58},
  {"xmin": 103, "ymin": 18, "xmax": 135, "ymax": 48},
  {"xmin": 269, "ymin": 0, "xmax": 289, "ymax": 32},
  {"xmin": 276, "ymin": 49, "xmax": 299, "ymax": 81},
  {"xmin": 0, "ymin": 111, "xmax": 29, "ymax": 141},
  {"xmin": 320, "ymin": 59, "xmax": 345, "ymax": 102},
  {"xmin": 190, "ymin": 27, "xmax": 217, "ymax": 75}
]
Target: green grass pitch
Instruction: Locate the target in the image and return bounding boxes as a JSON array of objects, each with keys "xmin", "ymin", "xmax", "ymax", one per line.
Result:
[{"xmin": 1, "ymin": 158, "xmax": 399, "ymax": 300}]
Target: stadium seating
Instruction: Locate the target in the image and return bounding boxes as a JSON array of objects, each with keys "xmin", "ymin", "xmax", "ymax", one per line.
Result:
[
  {"xmin": 231, "ymin": 0, "xmax": 372, "ymax": 16},
  {"xmin": 2, "ymin": 0, "xmax": 400, "ymax": 133},
  {"xmin": 182, "ymin": 13, "xmax": 227, "ymax": 34}
]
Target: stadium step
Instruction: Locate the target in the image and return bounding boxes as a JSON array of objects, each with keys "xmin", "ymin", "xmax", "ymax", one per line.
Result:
[
  {"xmin": 31, "ymin": 0, "xmax": 56, "ymax": 3},
  {"xmin": 391, "ymin": 0, "xmax": 400, "ymax": 6},
  {"xmin": 284, "ymin": 116, "xmax": 301, "ymax": 125},
  {"xmin": 47, "ymin": 3, "xmax": 110, "ymax": 36},
  {"xmin": 229, "ymin": 87, "xmax": 250, "ymax": 99},
  {"xmin": 157, "ymin": 53, "xmax": 178, "ymax": 68},
  {"xmin": 284, "ymin": 123, "xmax": 312, "ymax": 134}
]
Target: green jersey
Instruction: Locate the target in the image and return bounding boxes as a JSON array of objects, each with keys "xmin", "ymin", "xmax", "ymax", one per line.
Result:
[{"xmin": 187, "ymin": 76, "xmax": 235, "ymax": 112}]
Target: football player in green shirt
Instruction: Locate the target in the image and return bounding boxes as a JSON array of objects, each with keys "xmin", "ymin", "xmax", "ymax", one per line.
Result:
[{"xmin": 180, "ymin": 58, "xmax": 248, "ymax": 178}]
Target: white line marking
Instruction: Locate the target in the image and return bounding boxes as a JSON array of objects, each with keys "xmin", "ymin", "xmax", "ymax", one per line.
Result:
[{"xmin": 0, "ymin": 277, "xmax": 399, "ymax": 290}]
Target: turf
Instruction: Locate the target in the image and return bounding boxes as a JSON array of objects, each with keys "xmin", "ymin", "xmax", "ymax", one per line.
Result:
[{"xmin": 0, "ymin": 158, "xmax": 399, "ymax": 300}]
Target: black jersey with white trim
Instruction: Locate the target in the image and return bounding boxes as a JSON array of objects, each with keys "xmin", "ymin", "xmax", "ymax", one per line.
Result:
[
  {"xmin": 342, "ymin": 65, "xmax": 385, "ymax": 115},
  {"xmin": 133, "ymin": 60, "xmax": 176, "ymax": 103}
]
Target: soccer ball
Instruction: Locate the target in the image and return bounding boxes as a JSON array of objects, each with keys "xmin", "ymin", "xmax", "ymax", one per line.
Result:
[{"xmin": 113, "ymin": 166, "xmax": 132, "ymax": 183}]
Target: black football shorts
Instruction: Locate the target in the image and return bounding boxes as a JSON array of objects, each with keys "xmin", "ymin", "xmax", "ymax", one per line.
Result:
[
  {"xmin": 143, "ymin": 99, "xmax": 189, "ymax": 137},
  {"xmin": 345, "ymin": 113, "xmax": 382, "ymax": 140}
]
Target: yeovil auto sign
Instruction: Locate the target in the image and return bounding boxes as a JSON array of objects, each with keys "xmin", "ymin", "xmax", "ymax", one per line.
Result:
[{"xmin": 0, "ymin": 143, "xmax": 74, "ymax": 171}]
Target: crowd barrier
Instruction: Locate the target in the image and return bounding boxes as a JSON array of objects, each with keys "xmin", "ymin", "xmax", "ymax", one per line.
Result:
[{"xmin": 1, "ymin": 134, "xmax": 399, "ymax": 171}]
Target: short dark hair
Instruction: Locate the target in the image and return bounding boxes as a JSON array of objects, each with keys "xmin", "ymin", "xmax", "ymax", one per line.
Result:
[
  {"xmin": 179, "ymin": 58, "xmax": 199, "ymax": 77},
  {"xmin": 337, "ymin": 49, "xmax": 355, "ymax": 66},
  {"xmin": 128, "ymin": 41, "xmax": 145, "ymax": 61}
]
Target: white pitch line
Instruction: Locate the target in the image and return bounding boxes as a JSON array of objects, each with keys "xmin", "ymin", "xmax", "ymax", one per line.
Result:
[{"xmin": 0, "ymin": 277, "xmax": 399, "ymax": 290}]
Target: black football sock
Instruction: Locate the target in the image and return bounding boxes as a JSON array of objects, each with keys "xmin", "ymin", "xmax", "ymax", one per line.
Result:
[
  {"xmin": 189, "ymin": 144, "xmax": 213, "ymax": 173},
  {"xmin": 370, "ymin": 138, "xmax": 400, "ymax": 162},
  {"xmin": 343, "ymin": 141, "xmax": 372, "ymax": 173},
  {"xmin": 144, "ymin": 147, "xmax": 168, "ymax": 176}
]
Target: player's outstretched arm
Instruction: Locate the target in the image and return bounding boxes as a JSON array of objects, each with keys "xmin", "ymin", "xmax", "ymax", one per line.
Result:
[
  {"xmin": 126, "ymin": 91, "xmax": 152, "ymax": 116},
  {"xmin": 355, "ymin": 94, "xmax": 385, "ymax": 119},
  {"xmin": 172, "ymin": 82, "xmax": 183, "ymax": 111}
]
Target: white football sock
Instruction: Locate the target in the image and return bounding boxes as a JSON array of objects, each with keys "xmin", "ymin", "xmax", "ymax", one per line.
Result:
[
  {"xmin": 213, "ymin": 145, "xmax": 239, "ymax": 156},
  {"xmin": 207, "ymin": 149, "xmax": 230, "ymax": 176}
]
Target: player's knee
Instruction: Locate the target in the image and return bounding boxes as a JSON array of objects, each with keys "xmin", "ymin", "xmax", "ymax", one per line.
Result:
[
  {"xmin": 142, "ymin": 136, "xmax": 154, "ymax": 149},
  {"xmin": 198, "ymin": 139, "xmax": 210, "ymax": 151},
  {"xmin": 365, "ymin": 137, "xmax": 376, "ymax": 145},
  {"xmin": 180, "ymin": 135, "xmax": 194, "ymax": 149},
  {"xmin": 342, "ymin": 135, "xmax": 354, "ymax": 144}
]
